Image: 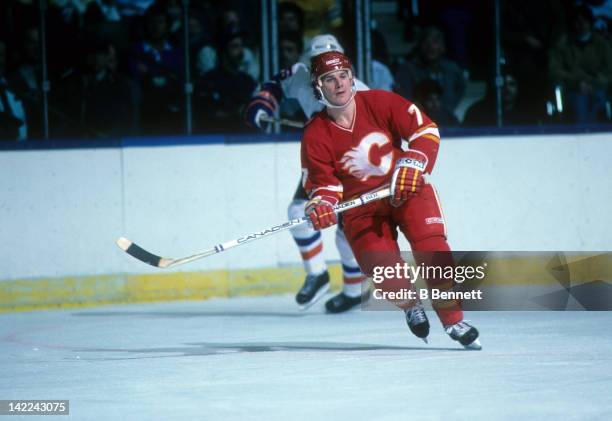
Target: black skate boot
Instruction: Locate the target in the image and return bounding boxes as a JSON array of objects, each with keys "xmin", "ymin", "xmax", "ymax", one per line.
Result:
[
  {"xmin": 295, "ymin": 271, "xmax": 330, "ymax": 310},
  {"xmin": 404, "ymin": 302, "xmax": 430, "ymax": 342},
  {"xmin": 325, "ymin": 288, "xmax": 371, "ymax": 313},
  {"xmin": 445, "ymin": 321, "xmax": 481, "ymax": 350}
]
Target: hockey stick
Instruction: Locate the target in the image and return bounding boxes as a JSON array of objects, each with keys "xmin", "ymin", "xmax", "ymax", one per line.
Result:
[
  {"xmin": 116, "ymin": 187, "xmax": 391, "ymax": 269},
  {"xmin": 260, "ymin": 115, "xmax": 305, "ymax": 129}
]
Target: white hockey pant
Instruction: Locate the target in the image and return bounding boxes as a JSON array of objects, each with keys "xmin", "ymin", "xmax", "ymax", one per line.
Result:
[{"xmin": 288, "ymin": 199, "xmax": 365, "ymax": 288}]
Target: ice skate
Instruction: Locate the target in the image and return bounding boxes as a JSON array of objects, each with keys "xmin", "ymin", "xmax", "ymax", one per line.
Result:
[
  {"xmin": 325, "ymin": 288, "xmax": 370, "ymax": 313},
  {"xmin": 404, "ymin": 302, "xmax": 430, "ymax": 343},
  {"xmin": 445, "ymin": 321, "xmax": 481, "ymax": 350},
  {"xmin": 295, "ymin": 271, "xmax": 330, "ymax": 310}
]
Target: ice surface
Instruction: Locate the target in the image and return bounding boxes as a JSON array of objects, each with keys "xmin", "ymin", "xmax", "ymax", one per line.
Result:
[{"xmin": 1, "ymin": 295, "xmax": 611, "ymax": 420}]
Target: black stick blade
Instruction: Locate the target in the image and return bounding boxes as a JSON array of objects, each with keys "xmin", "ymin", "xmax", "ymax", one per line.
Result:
[{"xmin": 116, "ymin": 237, "xmax": 163, "ymax": 267}]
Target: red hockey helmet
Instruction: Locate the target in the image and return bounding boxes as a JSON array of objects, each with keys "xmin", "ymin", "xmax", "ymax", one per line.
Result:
[
  {"xmin": 311, "ymin": 51, "xmax": 353, "ymax": 85},
  {"xmin": 310, "ymin": 51, "xmax": 356, "ymax": 108}
]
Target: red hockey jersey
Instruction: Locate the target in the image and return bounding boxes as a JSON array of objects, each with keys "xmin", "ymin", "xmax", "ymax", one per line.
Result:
[{"xmin": 301, "ymin": 90, "xmax": 441, "ymax": 201}]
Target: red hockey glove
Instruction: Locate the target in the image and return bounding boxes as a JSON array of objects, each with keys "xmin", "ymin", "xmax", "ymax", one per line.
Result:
[
  {"xmin": 305, "ymin": 196, "xmax": 339, "ymax": 230},
  {"xmin": 390, "ymin": 150, "xmax": 428, "ymax": 207}
]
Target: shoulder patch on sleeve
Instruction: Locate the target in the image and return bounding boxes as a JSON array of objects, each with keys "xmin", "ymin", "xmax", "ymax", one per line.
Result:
[
  {"xmin": 291, "ymin": 62, "xmax": 309, "ymax": 75},
  {"xmin": 277, "ymin": 66, "xmax": 294, "ymax": 81}
]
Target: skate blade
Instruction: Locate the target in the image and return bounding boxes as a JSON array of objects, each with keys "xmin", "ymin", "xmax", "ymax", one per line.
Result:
[
  {"xmin": 297, "ymin": 283, "xmax": 330, "ymax": 311},
  {"xmin": 463, "ymin": 339, "xmax": 482, "ymax": 350},
  {"xmin": 421, "ymin": 337, "xmax": 429, "ymax": 344}
]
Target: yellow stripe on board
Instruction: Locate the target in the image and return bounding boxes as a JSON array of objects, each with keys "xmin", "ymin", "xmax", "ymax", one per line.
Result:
[
  {"xmin": 1, "ymin": 253, "xmax": 609, "ymax": 313},
  {"xmin": 0, "ymin": 265, "xmax": 345, "ymax": 313}
]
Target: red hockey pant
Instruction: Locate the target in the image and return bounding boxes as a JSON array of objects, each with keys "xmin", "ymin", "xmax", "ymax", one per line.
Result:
[{"xmin": 343, "ymin": 184, "xmax": 463, "ymax": 326}]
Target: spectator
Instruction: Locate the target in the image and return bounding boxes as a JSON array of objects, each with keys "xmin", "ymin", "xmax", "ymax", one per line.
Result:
[
  {"xmin": 280, "ymin": 0, "xmax": 342, "ymax": 41},
  {"xmin": 370, "ymin": 27, "xmax": 394, "ymax": 91},
  {"xmin": 278, "ymin": 1, "xmax": 307, "ymax": 52},
  {"xmin": 549, "ymin": 4, "xmax": 612, "ymax": 123},
  {"xmin": 8, "ymin": 27, "xmax": 43, "ymax": 139},
  {"xmin": 409, "ymin": 1, "xmax": 491, "ymax": 78},
  {"xmin": 279, "ymin": 30, "xmax": 303, "ymax": 69},
  {"xmin": 47, "ymin": 0, "xmax": 83, "ymax": 77},
  {"xmin": 414, "ymin": 79, "xmax": 459, "ymax": 127},
  {"xmin": 371, "ymin": 26, "xmax": 391, "ymax": 68},
  {"xmin": 0, "ymin": 40, "xmax": 27, "ymax": 141},
  {"xmin": 583, "ymin": 0, "xmax": 612, "ymax": 36},
  {"xmin": 463, "ymin": 72, "xmax": 540, "ymax": 127},
  {"xmin": 436, "ymin": 2, "xmax": 477, "ymax": 71},
  {"xmin": 195, "ymin": 7, "xmax": 259, "ymax": 81},
  {"xmin": 279, "ymin": 1, "xmax": 305, "ymax": 35},
  {"xmin": 394, "ymin": 26, "xmax": 466, "ymax": 117},
  {"xmin": 277, "ymin": 30, "xmax": 306, "ymax": 127},
  {"xmin": 186, "ymin": 9, "xmax": 215, "ymax": 77},
  {"xmin": 195, "ymin": 24, "xmax": 257, "ymax": 133},
  {"xmin": 82, "ymin": 0, "xmax": 130, "ymax": 55},
  {"xmin": 79, "ymin": 39, "xmax": 138, "ymax": 137},
  {"xmin": 45, "ymin": 29, "xmax": 130, "ymax": 139},
  {"xmin": 129, "ymin": 3, "xmax": 184, "ymax": 134},
  {"xmin": 502, "ymin": 0, "xmax": 566, "ymax": 123}
]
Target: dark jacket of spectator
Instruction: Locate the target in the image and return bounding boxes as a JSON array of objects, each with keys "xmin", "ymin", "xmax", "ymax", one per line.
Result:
[
  {"xmin": 195, "ymin": 24, "xmax": 256, "ymax": 133},
  {"xmin": 129, "ymin": 4, "xmax": 184, "ymax": 134},
  {"xmin": 463, "ymin": 74, "xmax": 540, "ymax": 127},
  {"xmin": 549, "ymin": 5, "xmax": 612, "ymax": 123},
  {"xmin": 395, "ymin": 26, "xmax": 466, "ymax": 115},
  {"xmin": 0, "ymin": 40, "xmax": 27, "ymax": 141}
]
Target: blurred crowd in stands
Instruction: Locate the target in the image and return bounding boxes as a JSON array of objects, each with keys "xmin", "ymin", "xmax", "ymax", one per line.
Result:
[{"xmin": 1, "ymin": 0, "xmax": 611, "ymax": 141}]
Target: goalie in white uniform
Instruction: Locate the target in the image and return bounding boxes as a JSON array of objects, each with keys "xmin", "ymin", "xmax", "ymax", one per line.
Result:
[{"xmin": 244, "ymin": 35, "xmax": 369, "ymax": 313}]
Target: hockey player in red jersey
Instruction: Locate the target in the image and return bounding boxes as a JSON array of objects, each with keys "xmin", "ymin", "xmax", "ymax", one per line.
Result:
[
  {"xmin": 301, "ymin": 51, "xmax": 481, "ymax": 349},
  {"xmin": 244, "ymin": 35, "xmax": 369, "ymax": 313}
]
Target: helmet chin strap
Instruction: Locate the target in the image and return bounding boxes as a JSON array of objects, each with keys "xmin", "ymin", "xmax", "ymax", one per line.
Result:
[{"xmin": 317, "ymin": 83, "xmax": 357, "ymax": 109}]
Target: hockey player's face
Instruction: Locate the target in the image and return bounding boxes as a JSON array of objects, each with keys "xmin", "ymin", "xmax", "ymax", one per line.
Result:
[{"xmin": 321, "ymin": 70, "xmax": 353, "ymax": 106}]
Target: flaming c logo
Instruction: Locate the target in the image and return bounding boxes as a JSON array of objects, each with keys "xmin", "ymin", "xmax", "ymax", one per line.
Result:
[{"xmin": 340, "ymin": 132, "xmax": 392, "ymax": 181}]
